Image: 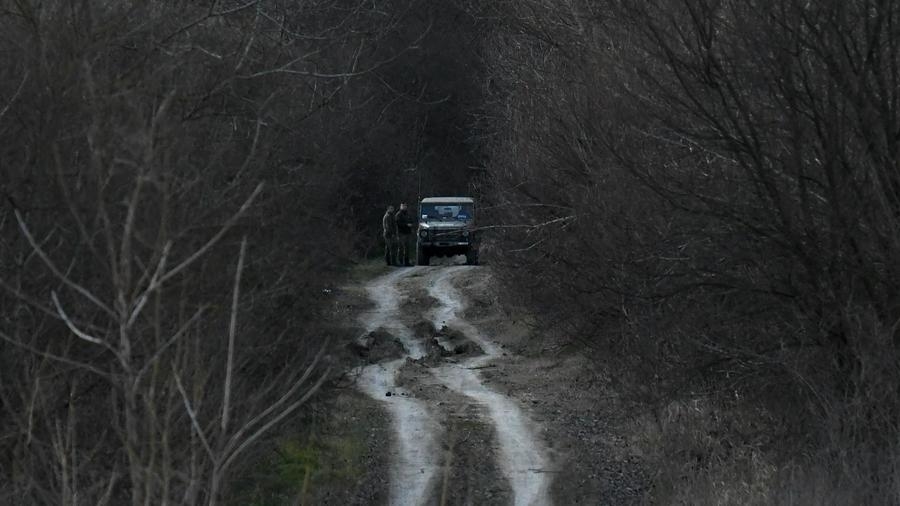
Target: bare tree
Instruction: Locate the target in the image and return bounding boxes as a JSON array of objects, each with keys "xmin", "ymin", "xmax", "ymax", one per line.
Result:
[
  {"xmin": 0, "ymin": 0, "xmax": 448, "ymax": 503},
  {"xmin": 477, "ymin": 0, "xmax": 900, "ymax": 501}
]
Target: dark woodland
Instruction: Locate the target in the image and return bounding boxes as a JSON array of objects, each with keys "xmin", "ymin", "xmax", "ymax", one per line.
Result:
[{"xmin": 2, "ymin": 0, "xmax": 899, "ymax": 504}]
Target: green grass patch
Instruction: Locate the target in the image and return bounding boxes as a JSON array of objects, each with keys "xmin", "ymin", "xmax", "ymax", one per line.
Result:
[{"xmin": 229, "ymin": 428, "xmax": 368, "ymax": 506}]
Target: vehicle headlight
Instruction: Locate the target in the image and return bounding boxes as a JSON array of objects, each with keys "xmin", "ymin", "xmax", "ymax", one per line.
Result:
[{"xmin": 419, "ymin": 230, "xmax": 428, "ymax": 239}]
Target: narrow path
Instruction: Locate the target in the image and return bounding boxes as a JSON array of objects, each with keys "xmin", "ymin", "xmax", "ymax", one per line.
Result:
[{"xmin": 356, "ymin": 266, "xmax": 552, "ymax": 506}]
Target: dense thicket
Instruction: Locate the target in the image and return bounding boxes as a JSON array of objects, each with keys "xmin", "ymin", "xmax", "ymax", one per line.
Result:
[
  {"xmin": 479, "ymin": 0, "xmax": 900, "ymax": 502},
  {"xmin": 0, "ymin": 1, "xmax": 483, "ymax": 504},
  {"xmin": 8, "ymin": 0, "xmax": 898, "ymax": 502}
]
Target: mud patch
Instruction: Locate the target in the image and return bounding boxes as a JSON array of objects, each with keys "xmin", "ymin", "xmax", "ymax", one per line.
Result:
[
  {"xmin": 434, "ymin": 325, "xmax": 484, "ymax": 358},
  {"xmin": 350, "ymin": 329, "xmax": 407, "ymax": 363},
  {"xmin": 398, "ymin": 285, "xmax": 440, "ymax": 316},
  {"xmin": 411, "ymin": 319, "xmax": 437, "ymax": 340}
]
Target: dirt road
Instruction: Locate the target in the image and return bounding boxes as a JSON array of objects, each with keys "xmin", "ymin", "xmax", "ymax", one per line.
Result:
[
  {"xmin": 356, "ymin": 265, "xmax": 551, "ymax": 505},
  {"xmin": 334, "ymin": 263, "xmax": 647, "ymax": 505}
]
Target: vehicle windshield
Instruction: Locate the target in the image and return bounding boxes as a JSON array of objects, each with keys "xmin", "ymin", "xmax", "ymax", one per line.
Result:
[{"xmin": 420, "ymin": 203, "xmax": 474, "ymax": 221}]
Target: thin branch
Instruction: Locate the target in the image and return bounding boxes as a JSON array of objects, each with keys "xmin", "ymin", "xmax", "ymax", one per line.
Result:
[
  {"xmin": 95, "ymin": 471, "xmax": 120, "ymax": 506},
  {"xmin": 0, "ymin": 278, "xmax": 105, "ymax": 334},
  {"xmin": 127, "ymin": 241, "xmax": 171, "ymax": 328},
  {"xmin": 132, "ymin": 305, "xmax": 206, "ymax": 388},
  {"xmin": 51, "ymin": 291, "xmax": 105, "ymax": 346},
  {"xmin": 53, "ymin": 144, "xmax": 103, "ymax": 263},
  {"xmin": 475, "ymin": 215, "xmax": 577, "ymax": 233},
  {"xmin": 157, "ymin": 182, "xmax": 263, "ymax": 286},
  {"xmin": 508, "ymin": 237, "xmax": 548, "ymax": 253},
  {"xmin": 117, "ymin": 164, "xmax": 146, "ymax": 314},
  {"xmin": 221, "ymin": 237, "xmax": 247, "ymax": 435},
  {"xmin": 223, "ymin": 341, "xmax": 328, "ymax": 457},
  {"xmin": 15, "ymin": 209, "xmax": 116, "ymax": 317},
  {"xmin": 233, "ymin": 0, "xmax": 261, "ymax": 72},
  {"xmin": 0, "ymin": 329, "xmax": 110, "ymax": 379},
  {"xmin": 172, "ymin": 368, "xmax": 215, "ymax": 462},
  {"xmin": 0, "ymin": 70, "xmax": 28, "ymax": 123},
  {"xmin": 221, "ymin": 367, "xmax": 330, "ymax": 473},
  {"xmin": 233, "ymin": 116, "xmax": 265, "ymax": 182},
  {"xmin": 237, "ymin": 18, "xmax": 433, "ymax": 80}
]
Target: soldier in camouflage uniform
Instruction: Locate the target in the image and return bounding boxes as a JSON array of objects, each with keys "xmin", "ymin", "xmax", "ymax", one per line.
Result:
[
  {"xmin": 394, "ymin": 203, "xmax": 416, "ymax": 266},
  {"xmin": 382, "ymin": 205, "xmax": 398, "ymax": 266}
]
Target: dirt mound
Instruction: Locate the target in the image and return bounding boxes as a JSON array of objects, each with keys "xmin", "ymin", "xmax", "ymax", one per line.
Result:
[
  {"xmin": 434, "ymin": 325, "xmax": 483, "ymax": 357},
  {"xmin": 411, "ymin": 320, "xmax": 451, "ymax": 365},
  {"xmin": 411, "ymin": 320, "xmax": 437, "ymax": 339},
  {"xmin": 399, "ymin": 290, "xmax": 438, "ymax": 315},
  {"xmin": 348, "ymin": 329, "xmax": 407, "ymax": 363}
]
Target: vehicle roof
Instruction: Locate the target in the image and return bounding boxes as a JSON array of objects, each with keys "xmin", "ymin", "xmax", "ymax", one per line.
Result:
[{"xmin": 420, "ymin": 197, "xmax": 474, "ymax": 204}]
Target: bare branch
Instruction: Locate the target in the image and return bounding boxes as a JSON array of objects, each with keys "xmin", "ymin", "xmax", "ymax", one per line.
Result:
[
  {"xmin": 223, "ymin": 341, "xmax": 328, "ymax": 457},
  {"xmin": 220, "ymin": 237, "xmax": 247, "ymax": 436},
  {"xmin": 95, "ymin": 471, "xmax": 120, "ymax": 506},
  {"xmin": 221, "ymin": 367, "xmax": 330, "ymax": 473},
  {"xmin": 126, "ymin": 242, "xmax": 171, "ymax": 328},
  {"xmin": 15, "ymin": 209, "xmax": 116, "ymax": 317},
  {"xmin": 0, "ymin": 278, "xmax": 105, "ymax": 334},
  {"xmin": 172, "ymin": 368, "xmax": 215, "ymax": 462},
  {"xmin": 132, "ymin": 305, "xmax": 206, "ymax": 388},
  {"xmin": 158, "ymin": 182, "xmax": 263, "ymax": 286},
  {"xmin": 0, "ymin": 328, "xmax": 110, "ymax": 379},
  {"xmin": 237, "ymin": 18, "xmax": 433, "ymax": 80},
  {"xmin": 0, "ymin": 70, "xmax": 27, "ymax": 123},
  {"xmin": 50, "ymin": 291, "xmax": 106, "ymax": 346},
  {"xmin": 233, "ymin": 1, "xmax": 262, "ymax": 72}
]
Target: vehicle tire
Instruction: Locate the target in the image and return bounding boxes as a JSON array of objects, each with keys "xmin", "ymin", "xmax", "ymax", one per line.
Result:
[
  {"xmin": 416, "ymin": 245, "xmax": 429, "ymax": 266},
  {"xmin": 465, "ymin": 249, "xmax": 479, "ymax": 266}
]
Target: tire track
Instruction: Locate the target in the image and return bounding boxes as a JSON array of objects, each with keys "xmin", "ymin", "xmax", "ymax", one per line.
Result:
[
  {"xmin": 356, "ymin": 268, "xmax": 441, "ymax": 506},
  {"xmin": 356, "ymin": 266, "xmax": 552, "ymax": 506},
  {"xmin": 426, "ymin": 267, "xmax": 552, "ymax": 506}
]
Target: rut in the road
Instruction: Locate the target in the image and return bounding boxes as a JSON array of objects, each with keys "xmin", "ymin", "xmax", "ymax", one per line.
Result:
[
  {"xmin": 427, "ymin": 267, "xmax": 551, "ymax": 506},
  {"xmin": 357, "ymin": 269, "xmax": 442, "ymax": 506},
  {"xmin": 356, "ymin": 266, "xmax": 552, "ymax": 506}
]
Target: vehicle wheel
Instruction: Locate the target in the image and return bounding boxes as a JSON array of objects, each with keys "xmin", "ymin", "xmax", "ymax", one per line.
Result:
[
  {"xmin": 465, "ymin": 249, "xmax": 479, "ymax": 265},
  {"xmin": 416, "ymin": 245, "xmax": 429, "ymax": 266}
]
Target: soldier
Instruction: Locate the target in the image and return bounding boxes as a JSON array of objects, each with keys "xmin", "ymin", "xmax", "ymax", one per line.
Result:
[
  {"xmin": 382, "ymin": 204, "xmax": 398, "ymax": 266},
  {"xmin": 395, "ymin": 203, "xmax": 416, "ymax": 266}
]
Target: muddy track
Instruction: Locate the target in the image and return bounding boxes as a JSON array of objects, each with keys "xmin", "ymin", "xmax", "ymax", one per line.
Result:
[{"xmin": 356, "ymin": 266, "xmax": 552, "ymax": 506}]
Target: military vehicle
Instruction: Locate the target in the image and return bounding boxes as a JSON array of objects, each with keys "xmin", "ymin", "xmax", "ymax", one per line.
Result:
[{"xmin": 416, "ymin": 197, "xmax": 478, "ymax": 266}]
